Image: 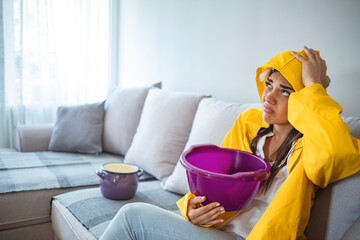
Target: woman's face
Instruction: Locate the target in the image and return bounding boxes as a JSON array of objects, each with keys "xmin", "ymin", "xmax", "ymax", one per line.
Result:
[{"xmin": 262, "ymin": 71, "xmax": 294, "ymax": 125}]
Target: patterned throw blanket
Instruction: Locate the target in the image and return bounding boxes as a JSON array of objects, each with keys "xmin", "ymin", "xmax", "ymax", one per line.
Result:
[
  {"xmin": 54, "ymin": 181, "xmax": 182, "ymax": 239},
  {"xmin": 0, "ymin": 151, "xmax": 152, "ymax": 194}
]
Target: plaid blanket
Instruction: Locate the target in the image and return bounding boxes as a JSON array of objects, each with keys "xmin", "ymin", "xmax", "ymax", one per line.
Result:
[
  {"xmin": 54, "ymin": 181, "xmax": 182, "ymax": 239},
  {"xmin": 0, "ymin": 151, "xmax": 152, "ymax": 194}
]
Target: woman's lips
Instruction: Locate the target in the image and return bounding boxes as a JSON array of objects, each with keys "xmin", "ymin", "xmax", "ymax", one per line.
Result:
[{"xmin": 263, "ymin": 103, "xmax": 274, "ymax": 114}]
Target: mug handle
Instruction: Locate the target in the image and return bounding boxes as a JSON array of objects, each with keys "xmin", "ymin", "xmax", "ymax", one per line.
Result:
[
  {"xmin": 96, "ymin": 170, "xmax": 106, "ymax": 180},
  {"xmin": 137, "ymin": 168, "xmax": 144, "ymax": 178}
]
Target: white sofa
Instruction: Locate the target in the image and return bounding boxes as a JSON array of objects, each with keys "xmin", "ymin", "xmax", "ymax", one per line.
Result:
[{"xmin": 1, "ymin": 85, "xmax": 359, "ymax": 240}]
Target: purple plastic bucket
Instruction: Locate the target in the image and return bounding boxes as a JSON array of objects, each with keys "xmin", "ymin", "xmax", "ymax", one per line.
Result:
[
  {"xmin": 96, "ymin": 163, "xmax": 143, "ymax": 200},
  {"xmin": 180, "ymin": 144, "xmax": 271, "ymax": 211}
]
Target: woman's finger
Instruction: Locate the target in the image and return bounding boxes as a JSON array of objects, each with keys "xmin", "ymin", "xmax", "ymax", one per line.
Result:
[
  {"xmin": 312, "ymin": 49, "xmax": 323, "ymax": 66},
  {"xmin": 321, "ymin": 59, "xmax": 327, "ymax": 76},
  {"xmin": 323, "ymin": 75, "xmax": 331, "ymax": 89},
  {"xmin": 206, "ymin": 218, "xmax": 225, "ymax": 226},
  {"xmin": 189, "ymin": 204, "xmax": 225, "ymax": 225},
  {"xmin": 188, "ymin": 196, "xmax": 206, "ymax": 208},
  {"xmin": 192, "ymin": 206, "xmax": 224, "ymax": 223},
  {"xmin": 189, "ymin": 201, "xmax": 221, "ymax": 217},
  {"xmin": 291, "ymin": 51, "xmax": 306, "ymax": 63},
  {"xmin": 303, "ymin": 46, "xmax": 316, "ymax": 62},
  {"xmin": 321, "ymin": 59, "xmax": 327, "ymax": 70}
]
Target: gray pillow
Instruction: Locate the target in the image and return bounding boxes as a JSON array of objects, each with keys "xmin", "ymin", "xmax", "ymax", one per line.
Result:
[{"xmin": 48, "ymin": 102, "xmax": 105, "ymax": 153}]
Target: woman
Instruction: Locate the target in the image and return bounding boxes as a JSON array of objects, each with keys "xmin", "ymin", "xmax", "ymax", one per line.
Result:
[{"xmin": 100, "ymin": 47, "xmax": 360, "ymax": 240}]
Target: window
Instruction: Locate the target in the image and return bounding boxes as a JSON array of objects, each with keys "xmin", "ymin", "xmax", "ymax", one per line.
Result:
[{"xmin": 11, "ymin": 0, "xmax": 110, "ymax": 107}]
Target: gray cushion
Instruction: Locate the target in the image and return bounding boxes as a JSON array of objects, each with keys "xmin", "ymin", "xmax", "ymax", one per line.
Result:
[
  {"xmin": 48, "ymin": 102, "xmax": 105, "ymax": 153},
  {"xmin": 305, "ymin": 171, "xmax": 360, "ymax": 240},
  {"xmin": 342, "ymin": 215, "xmax": 360, "ymax": 240},
  {"xmin": 52, "ymin": 181, "xmax": 182, "ymax": 239}
]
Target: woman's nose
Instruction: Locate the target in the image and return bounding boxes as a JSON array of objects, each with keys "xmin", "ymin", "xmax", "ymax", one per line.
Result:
[{"xmin": 264, "ymin": 91, "xmax": 276, "ymax": 104}]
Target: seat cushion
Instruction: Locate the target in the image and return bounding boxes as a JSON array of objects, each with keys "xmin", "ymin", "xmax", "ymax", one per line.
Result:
[
  {"xmin": 0, "ymin": 151, "xmax": 138, "ymax": 235},
  {"xmin": 52, "ymin": 199, "xmax": 97, "ymax": 240},
  {"xmin": 0, "ymin": 221, "xmax": 53, "ymax": 240},
  {"xmin": 52, "ymin": 181, "xmax": 182, "ymax": 239},
  {"xmin": 0, "ymin": 149, "xmax": 17, "ymax": 153},
  {"xmin": 0, "ymin": 186, "xmax": 91, "ymax": 234},
  {"xmin": 0, "ymin": 152, "xmax": 128, "ymax": 194}
]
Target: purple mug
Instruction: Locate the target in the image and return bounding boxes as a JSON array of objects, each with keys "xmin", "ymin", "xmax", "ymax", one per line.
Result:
[{"xmin": 96, "ymin": 163, "xmax": 144, "ymax": 200}]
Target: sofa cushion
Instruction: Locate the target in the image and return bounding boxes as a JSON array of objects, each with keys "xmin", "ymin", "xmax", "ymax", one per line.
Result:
[
  {"xmin": 0, "ymin": 151, "xmax": 126, "ymax": 194},
  {"xmin": 103, "ymin": 86, "xmax": 150, "ymax": 156},
  {"xmin": 0, "ymin": 149, "xmax": 17, "ymax": 153},
  {"xmin": 0, "ymin": 186, "xmax": 90, "ymax": 233},
  {"xmin": 52, "ymin": 182, "xmax": 182, "ymax": 239},
  {"xmin": 49, "ymin": 102, "xmax": 105, "ymax": 153},
  {"xmin": 124, "ymin": 88, "xmax": 205, "ymax": 180},
  {"xmin": 162, "ymin": 98, "xmax": 261, "ymax": 195}
]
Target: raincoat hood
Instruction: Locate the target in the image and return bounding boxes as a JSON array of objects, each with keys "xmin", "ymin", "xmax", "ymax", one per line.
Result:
[{"xmin": 256, "ymin": 50, "xmax": 319, "ymax": 102}]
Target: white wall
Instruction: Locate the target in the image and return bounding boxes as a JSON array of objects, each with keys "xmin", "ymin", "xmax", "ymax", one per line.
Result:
[{"xmin": 117, "ymin": 0, "xmax": 360, "ymax": 117}]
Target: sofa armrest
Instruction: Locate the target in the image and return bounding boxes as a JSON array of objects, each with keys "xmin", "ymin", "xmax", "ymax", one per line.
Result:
[{"xmin": 13, "ymin": 124, "xmax": 54, "ymax": 152}]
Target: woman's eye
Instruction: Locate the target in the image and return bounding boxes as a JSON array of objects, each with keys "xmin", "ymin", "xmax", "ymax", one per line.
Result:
[
  {"xmin": 265, "ymin": 82, "xmax": 272, "ymax": 88},
  {"xmin": 281, "ymin": 90, "xmax": 290, "ymax": 96}
]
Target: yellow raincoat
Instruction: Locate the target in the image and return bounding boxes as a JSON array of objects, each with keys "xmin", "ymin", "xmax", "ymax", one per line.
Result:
[{"xmin": 177, "ymin": 50, "xmax": 360, "ymax": 239}]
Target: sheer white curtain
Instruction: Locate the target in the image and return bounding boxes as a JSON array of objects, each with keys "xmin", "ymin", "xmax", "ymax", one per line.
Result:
[{"xmin": 1, "ymin": 0, "xmax": 110, "ymax": 148}]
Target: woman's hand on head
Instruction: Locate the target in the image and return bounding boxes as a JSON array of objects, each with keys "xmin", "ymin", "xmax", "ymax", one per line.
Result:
[
  {"xmin": 291, "ymin": 46, "xmax": 331, "ymax": 89},
  {"xmin": 187, "ymin": 196, "xmax": 225, "ymax": 226}
]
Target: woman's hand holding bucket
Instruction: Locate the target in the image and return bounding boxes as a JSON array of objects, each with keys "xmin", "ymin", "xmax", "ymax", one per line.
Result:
[{"xmin": 187, "ymin": 196, "xmax": 225, "ymax": 226}]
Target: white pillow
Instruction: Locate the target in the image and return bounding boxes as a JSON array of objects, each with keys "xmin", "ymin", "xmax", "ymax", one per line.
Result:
[
  {"xmin": 103, "ymin": 86, "xmax": 152, "ymax": 156},
  {"xmin": 161, "ymin": 98, "xmax": 261, "ymax": 194},
  {"xmin": 124, "ymin": 88, "xmax": 205, "ymax": 180},
  {"xmin": 341, "ymin": 116, "xmax": 360, "ymax": 139}
]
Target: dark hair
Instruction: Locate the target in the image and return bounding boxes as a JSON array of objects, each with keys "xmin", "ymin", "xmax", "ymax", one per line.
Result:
[
  {"xmin": 250, "ymin": 126, "xmax": 302, "ymax": 192},
  {"xmin": 250, "ymin": 69, "xmax": 303, "ymax": 193},
  {"xmin": 268, "ymin": 68, "xmax": 279, "ymax": 77}
]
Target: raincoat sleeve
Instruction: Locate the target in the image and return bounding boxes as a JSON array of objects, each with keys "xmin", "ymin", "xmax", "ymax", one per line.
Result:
[
  {"xmin": 176, "ymin": 192, "xmax": 196, "ymax": 221},
  {"xmin": 287, "ymin": 83, "xmax": 360, "ymax": 188}
]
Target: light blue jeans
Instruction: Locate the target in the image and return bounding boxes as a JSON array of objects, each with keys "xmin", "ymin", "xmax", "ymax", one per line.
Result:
[{"xmin": 99, "ymin": 203, "xmax": 244, "ymax": 240}]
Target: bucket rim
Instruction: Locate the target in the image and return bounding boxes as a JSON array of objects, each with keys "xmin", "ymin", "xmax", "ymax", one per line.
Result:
[{"xmin": 180, "ymin": 144, "xmax": 271, "ymax": 182}]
